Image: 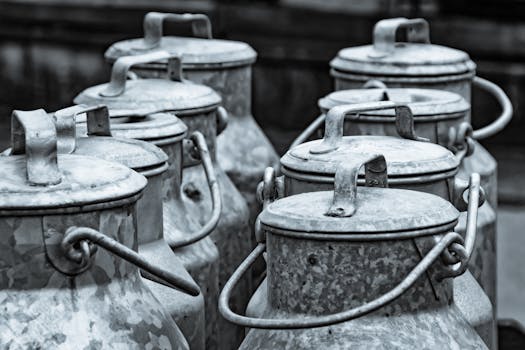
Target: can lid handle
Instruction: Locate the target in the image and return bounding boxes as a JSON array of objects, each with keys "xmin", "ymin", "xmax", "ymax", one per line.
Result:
[
  {"xmin": 141, "ymin": 12, "xmax": 212, "ymax": 50},
  {"xmin": 53, "ymin": 105, "xmax": 112, "ymax": 154},
  {"xmin": 101, "ymin": 51, "xmax": 183, "ymax": 97},
  {"xmin": 372, "ymin": 18, "xmax": 430, "ymax": 56},
  {"xmin": 11, "ymin": 109, "xmax": 62, "ymax": 186},
  {"xmin": 326, "ymin": 154, "xmax": 388, "ymax": 217},
  {"xmin": 309, "ymin": 101, "xmax": 427, "ymax": 155}
]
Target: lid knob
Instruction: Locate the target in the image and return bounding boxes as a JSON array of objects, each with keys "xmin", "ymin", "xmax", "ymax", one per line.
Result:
[
  {"xmin": 326, "ymin": 154, "xmax": 388, "ymax": 217},
  {"xmin": 372, "ymin": 18, "xmax": 430, "ymax": 57},
  {"xmin": 142, "ymin": 12, "xmax": 212, "ymax": 50},
  {"xmin": 101, "ymin": 51, "xmax": 183, "ymax": 97},
  {"xmin": 10, "ymin": 109, "xmax": 62, "ymax": 186},
  {"xmin": 310, "ymin": 101, "xmax": 427, "ymax": 154}
]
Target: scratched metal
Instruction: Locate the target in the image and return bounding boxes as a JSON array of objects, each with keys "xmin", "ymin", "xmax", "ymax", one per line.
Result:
[
  {"xmin": 247, "ymin": 147, "xmax": 495, "ymax": 348},
  {"xmin": 240, "ymin": 229, "xmax": 487, "ymax": 349},
  {"xmin": 132, "ymin": 58, "xmax": 280, "ymax": 253},
  {"xmin": 172, "ymin": 109, "xmax": 252, "ymax": 350},
  {"xmin": 0, "ymin": 205, "xmax": 189, "ymax": 349},
  {"xmin": 156, "ymin": 137, "xmax": 221, "ymax": 350}
]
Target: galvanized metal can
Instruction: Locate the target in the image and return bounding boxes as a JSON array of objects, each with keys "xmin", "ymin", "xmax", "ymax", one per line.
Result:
[
  {"xmin": 52, "ymin": 105, "xmax": 207, "ymax": 350},
  {"xmin": 329, "ymin": 17, "xmax": 513, "ymax": 210},
  {"xmin": 0, "ymin": 109, "xmax": 199, "ymax": 349},
  {"xmin": 297, "ymin": 88, "xmax": 497, "ymax": 314},
  {"xmin": 74, "ymin": 52, "xmax": 252, "ymax": 350},
  {"xmin": 104, "ymin": 12, "xmax": 280, "ymax": 234},
  {"xmin": 220, "ymin": 153, "xmax": 487, "ymax": 349},
  {"xmin": 249, "ymin": 102, "xmax": 495, "ymax": 348}
]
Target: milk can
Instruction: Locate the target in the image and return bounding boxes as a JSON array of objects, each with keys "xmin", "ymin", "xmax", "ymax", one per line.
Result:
[
  {"xmin": 248, "ymin": 102, "xmax": 495, "ymax": 348},
  {"xmin": 292, "ymin": 87, "xmax": 497, "ymax": 311},
  {"xmin": 0, "ymin": 109, "xmax": 201, "ymax": 349},
  {"xmin": 74, "ymin": 52, "xmax": 252, "ymax": 349},
  {"xmin": 219, "ymin": 153, "xmax": 486, "ymax": 349},
  {"xmin": 52, "ymin": 105, "xmax": 207, "ymax": 350},
  {"xmin": 105, "ymin": 12, "xmax": 280, "ymax": 231},
  {"xmin": 70, "ymin": 105, "xmax": 222, "ymax": 350},
  {"xmin": 329, "ymin": 17, "xmax": 513, "ymax": 210}
]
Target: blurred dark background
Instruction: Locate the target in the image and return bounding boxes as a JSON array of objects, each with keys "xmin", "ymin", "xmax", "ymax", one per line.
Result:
[{"xmin": 0, "ymin": 0, "xmax": 524, "ymax": 339}]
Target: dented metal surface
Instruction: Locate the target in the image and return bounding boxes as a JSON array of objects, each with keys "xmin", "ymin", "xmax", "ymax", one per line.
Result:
[{"xmin": 236, "ymin": 162, "xmax": 487, "ymax": 349}]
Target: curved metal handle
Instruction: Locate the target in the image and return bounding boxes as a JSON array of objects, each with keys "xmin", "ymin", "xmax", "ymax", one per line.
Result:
[
  {"xmin": 216, "ymin": 106, "xmax": 229, "ymax": 135},
  {"xmin": 372, "ymin": 18, "xmax": 430, "ymax": 56},
  {"xmin": 10, "ymin": 109, "xmax": 61, "ymax": 185},
  {"xmin": 142, "ymin": 12, "xmax": 212, "ymax": 49},
  {"xmin": 326, "ymin": 154, "xmax": 388, "ymax": 217},
  {"xmin": 448, "ymin": 122, "xmax": 476, "ymax": 163},
  {"xmin": 453, "ymin": 173, "xmax": 485, "ymax": 212},
  {"xmin": 472, "ymin": 76, "xmax": 513, "ymax": 140},
  {"xmin": 309, "ymin": 101, "xmax": 427, "ymax": 154},
  {"xmin": 62, "ymin": 226, "xmax": 201, "ymax": 296},
  {"xmin": 439, "ymin": 173, "xmax": 481, "ymax": 278},
  {"xmin": 219, "ymin": 230, "xmax": 465, "ymax": 329},
  {"xmin": 168, "ymin": 132, "xmax": 221, "ymax": 249},
  {"xmin": 101, "ymin": 51, "xmax": 183, "ymax": 97}
]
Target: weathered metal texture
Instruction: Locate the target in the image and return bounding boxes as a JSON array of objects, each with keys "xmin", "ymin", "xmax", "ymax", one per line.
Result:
[
  {"xmin": 128, "ymin": 47, "xmax": 280, "ymax": 247},
  {"xmin": 134, "ymin": 171, "xmax": 206, "ymax": 350},
  {"xmin": 316, "ymin": 90, "xmax": 498, "ymax": 312},
  {"xmin": 154, "ymin": 137, "xmax": 221, "ymax": 350},
  {"xmin": 176, "ymin": 109, "xmax": 252, "ymax": 350},
  {"xmin": 0, "ymin": 206, "xmax": 189, "ymax": 350},
  {"xmin": 0, "ymin": 118, "xmax": 189, "ymax": 350},
  {"xmin": 241, "ymin": 221, "xmax": 486, "ymax": 348},
  {"xmin": 57, "ymin": 106, "xmax": 207, "ymax": 350},
  {"xmin": 247, "ymin": 131, "xmax": 495, "ymax": 349}
]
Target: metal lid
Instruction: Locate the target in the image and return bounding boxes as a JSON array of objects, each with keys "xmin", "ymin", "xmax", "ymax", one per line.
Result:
[
  {"xmin": 261, "ymin": 155, "xmax": 458, "ymax": 234},
  {"xmin": 73, "ymin": 108, "xmax": 187, "ymax": 143},
  {"xmin": 330, "ymin": 18, "xmax": 476, "ymax": 77},
  {"xmin": 1, "ymin": 110, "xmax": 146, "ymax": 212},
  {"xmin": 74, "ymin": 51, "xmax": 221, "ymax": 114},
  {"xmin": 319, "ymin": 88, "xmax": 469, "ymax": 119},
  {"xmin": 282, "ymin": 102, "xmax": 459, "ymax": 177},
  {"xmin": 75, "ymin": 137, "xmax": 168, "ymax": 172},
  {"xmin": 104, "ymin": 12, "xmax": 256, "ymax": 69},
  {"xmin": 54, "ymin": 105, "xmax": 169, "ymax": 171}
]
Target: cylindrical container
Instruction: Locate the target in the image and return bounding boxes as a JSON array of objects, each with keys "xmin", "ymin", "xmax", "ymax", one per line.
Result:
[
  {"xmin": 220, "ymin": 155, "xmax": 487, "ymax": 349},
  {"xmin": 329, "ymin": 17, "xmax": 513, "ymax": 210},
  {"xmin": 74, "ymin": 52, "xmax": 251, "ymax": 350},
  {"xmin": 105, "ymin": 12, "xmax": 280, "ymax": 232},
  {"xmin": 0, "ymin": 109, "xmax": 198, "ymax": 349},
  {"xmin": 248, "ymin": 102, "xmax": 495, "ymax": 348},
  {"xmin": 52, "ymin": 105, "xmax": 206, "ymax": 350},
  {"xmin": 296, "ymin": 88, "xmax": 496, "ymax": 309}
]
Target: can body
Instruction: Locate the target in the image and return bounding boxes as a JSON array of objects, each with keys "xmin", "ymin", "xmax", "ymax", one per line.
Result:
[
  {"xmin": 241, "ymin": 225, "xmax": 487, "ymax": 349},
  {"xmin": 153, "ymin": 136, "xmax": 220, "ymax": 350},
  {"xmin": 247, "ymin": 171, "xmax": 495, "ymax": 349},
  {"xmin": 0, "ymin": 202, "xmax": 189, "ymax": 349},
  {"xmin": 177, "ymin": 109, "xmax": 252, "ymax": 350},
  {"xmin": 137, "ymin": 169, "xmax": 206, "ymax": 350}
]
